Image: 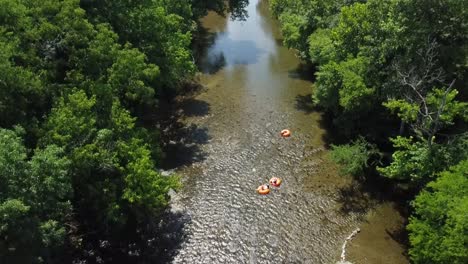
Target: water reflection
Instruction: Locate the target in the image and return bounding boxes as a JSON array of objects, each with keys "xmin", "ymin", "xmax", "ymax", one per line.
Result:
[
  {"xmin": 228, "ymin": 0, "xmax": 250, "ymax": 21},
  {"xmin": 199, "ymin": 34, "xmax": 264, "ymax": 73},
  {"xmin": 256, "ymin": 0, "xmax": 281, "ymax": 43}
]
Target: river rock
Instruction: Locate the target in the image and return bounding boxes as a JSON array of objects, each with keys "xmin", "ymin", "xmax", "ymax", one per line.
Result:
[
  {"xmin": 168, "ymin": 188, "xmax": 177, "ymax": 198},
  {"xmin": 160, "ymin": 169, "xmax": 174, "ymax": 177}
]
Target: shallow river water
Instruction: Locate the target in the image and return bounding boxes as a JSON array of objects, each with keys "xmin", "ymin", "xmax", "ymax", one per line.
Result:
[{"xmin": 165, "ymin": 1, "xmax": 409, "ymax": 263}]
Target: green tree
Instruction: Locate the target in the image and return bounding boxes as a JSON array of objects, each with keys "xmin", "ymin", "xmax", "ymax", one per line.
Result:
[
  {"xmin": 0, "ymin": 30, "xmax": 44, "ymax": 130},
  {"xmin": 308, "ymin": 28, "xmax": 334, "ymax": 65},
  {"xmin": 384, "ymin": 83, "xmax": 467, "ymax": 146},
  {"xmin": 0, "ymin": 128, "xmax": 71, "ymax": 263},
  {"xmin": 381, "ymin": 76, "xmax": 467, "ymax": 185},
  {"xmin": 107, "ymin": 47, "xmax": 160, "ymax": 112},
  {"xmin": 378, "ymin": 136, "xmax": 440, "ymax": 184},
  {"xmin": 330, "ymin": 137, "xmax": 381, "ymax": 178},
  {"xmin": 314, "ymin": 55, "xmax": 375, "ymax": 129},
  {"xmin": 0, "ymin": 0, "xmax": 237, "ymax": 261},
  {"xmin": 407, "ymin": 160, "xmax": 468, "ymax": 264},
  {"xmin": 80, "ymin": 0, "xmax": 195, "ymax": 89},
  {"xmin": 41, "ymin": 90, "xmax": 178, "ymax": 255}
]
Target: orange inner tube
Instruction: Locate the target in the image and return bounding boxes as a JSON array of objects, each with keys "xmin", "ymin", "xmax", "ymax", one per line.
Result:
[
  {"xmin": 269, "ymin": 177, "xmax": 282, "ymax": 187},
  {"xmin": 257, "ymin": 185, "xmax": 270, "ymax": 195},
  {"xmin": 280, "ymin": 129, "xmax": 291, "ymax": 137}
]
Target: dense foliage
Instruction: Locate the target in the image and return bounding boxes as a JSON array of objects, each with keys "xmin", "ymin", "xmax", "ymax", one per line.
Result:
[
  {"xmin": 329, "ymin": 137, "xmax": 380, "ymax": 178},
  {"xmin": 407, "ymin": 160, "xmax": 468, "ymax": 264},
  {"xmin": 271, "ymin": 0, "xmax": 467, "ymax": 263},
  {"xmin": 0, "ymin": 0, "xmax": 246, "ymax": 262},
  {"xmin": 0, "ymin": 128, "xmax": 71, "ymax": 263}
]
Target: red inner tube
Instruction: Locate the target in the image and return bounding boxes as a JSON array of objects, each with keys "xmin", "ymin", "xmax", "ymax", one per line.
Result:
[
  {"xmin": 269, "ymin": 177, "xmax": 282, "ymax": 187},
  {"xmin": 280, "ymin": 129, "xmax": 291, "ymax": 137},
  {"xmin": 257, "ymin": 185, "xmax": 270, "ymax": 194}
]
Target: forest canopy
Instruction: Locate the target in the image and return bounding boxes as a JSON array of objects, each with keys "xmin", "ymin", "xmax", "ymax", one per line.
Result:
[{"xmin": 0, "ymin": 0, "xmax": 247, "ymax": 262}]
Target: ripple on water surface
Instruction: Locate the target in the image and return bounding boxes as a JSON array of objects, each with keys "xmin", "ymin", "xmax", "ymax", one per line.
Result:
[{"xmin": 171, "ymin": 118, "xmax": 361, "ymax": 264}]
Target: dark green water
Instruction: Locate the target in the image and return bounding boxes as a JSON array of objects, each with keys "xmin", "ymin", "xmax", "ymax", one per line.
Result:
[{"xmin": 166, "ymin": 1, "xmax": 408, "ymax": 263}]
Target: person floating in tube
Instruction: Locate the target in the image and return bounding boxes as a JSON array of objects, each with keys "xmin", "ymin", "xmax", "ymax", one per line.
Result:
[{"xmin": 257, "ymin": 184, "xmax": 270, "ymax": 194}]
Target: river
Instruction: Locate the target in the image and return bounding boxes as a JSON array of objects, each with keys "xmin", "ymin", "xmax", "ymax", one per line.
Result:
[{"xmin": 164, "ymin": 0, "xmax": 409, "ymax": 263}]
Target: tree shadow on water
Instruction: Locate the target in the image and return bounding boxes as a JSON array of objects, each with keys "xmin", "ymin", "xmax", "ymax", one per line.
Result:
[
  {"xmin": 288, "ymin": 63, "xmax": 316, "ymax": 82},
  {"xmin": 161, "ymin": 124, "xmax": 210, "ymax": 169},
  {"xmin": 386, "ymin": 224, "xmax": 409, "ymax": 251},
  {"xmin": 337, "ymin": 181, "xmax": 379, "ymax": 217},
  {"xmin": 140, "ymin": 210, "xmax": 191, "ymax": 264},
  {"xmin": 110, "ymin": 210, "xmax": 191, "ymax": 264},
  {"xmin": 336, "ymin": 175, "xmax": 407, "ymax": 218},
  {"xmin": 180, "ymin": 98, "xmax": 211, "ymax": 117},
  {"xmin": 159, "ymin": 95, "xmax": 211, "ymax": 169},
  {"xmin": 295, "ymin": 93, "xmax": 316, "ymax": 114},
  {"xmin": 73, "ymin": 210, "xmax": 190, "ymax": 264}
]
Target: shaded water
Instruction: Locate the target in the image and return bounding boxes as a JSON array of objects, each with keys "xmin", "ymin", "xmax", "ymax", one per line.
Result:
[{"xmin": 166, "ymin": 1, "xmax": 408, "ymax": 263}]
